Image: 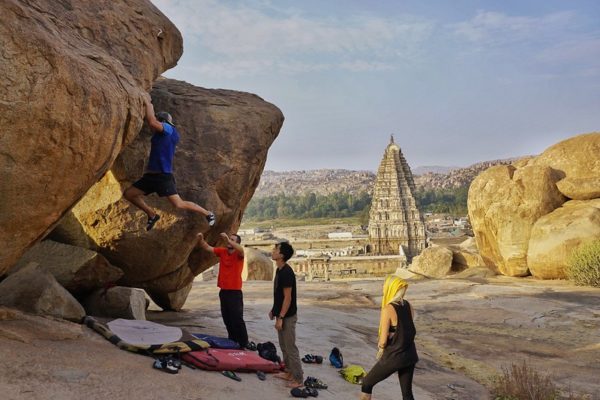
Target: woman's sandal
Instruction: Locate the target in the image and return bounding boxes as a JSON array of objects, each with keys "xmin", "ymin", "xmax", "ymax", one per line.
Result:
[
  {"xmin": 302, "ymin": 354, "xmax": 315, "ymax": 363},
  {"xmin": 221, "ymin": 370, "xmax": 242, "ymax": 382},
  {"xmin": 302, "ymin": 354, "xmax": 323, "ymax": 364}
]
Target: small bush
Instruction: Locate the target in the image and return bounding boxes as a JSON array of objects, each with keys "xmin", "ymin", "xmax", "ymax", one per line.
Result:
[
  {"xmin": 492, "ymin": 360, "xmax": 559, "ymax": 400},
  {"xmin": 492, "ymin": 361, "xmax": 594, "ymax": 400},
  {"xmin": 567, "ymin": 240, "xmax": 600, "ymax": 287}
]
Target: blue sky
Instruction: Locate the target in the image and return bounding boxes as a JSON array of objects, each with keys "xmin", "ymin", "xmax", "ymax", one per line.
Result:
[{"xmin": 153, "ymin": 0, "xmax": 600, "ymax": 171}]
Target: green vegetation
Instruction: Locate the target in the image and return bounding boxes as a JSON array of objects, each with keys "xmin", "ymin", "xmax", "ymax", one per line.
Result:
[
  {"xmin": 241, "ymin": 216, "xmax": 364, "ymax": 230},
  {"xmin": 244, "ymin": 192, "xmax": 372, "ymax": 223},
  {"xmin": 243, "ymin": 186, "xmax": 470, "ymax": 224},
  {"xmin": 567, "ymin": 240, "xmax": 600, "ymax": 287},
  {"xmin": 414, "ymin": 186, "xmax": 469, "ymax": 215}
]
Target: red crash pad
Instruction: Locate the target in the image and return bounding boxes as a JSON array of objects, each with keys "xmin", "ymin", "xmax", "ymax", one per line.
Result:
[{"xmin": 182, "ymin": 349, "xmax": 282, "ymax": 372}]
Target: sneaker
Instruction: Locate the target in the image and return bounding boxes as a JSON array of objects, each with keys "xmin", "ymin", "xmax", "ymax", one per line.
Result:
[
  {"xmin": 153, "ymin": 357, "xmax": 179, "ymax": 374},
  {"xmin": 206, "ymin": 212, "xmax": 216, "ymax": 226},
  {"xmin": 304, "ymin": 376, "xmax": 328, "ymax": 389},
  {"xmin": 146, "ymin": 214, "xmax": 160, "ymax": 231}
]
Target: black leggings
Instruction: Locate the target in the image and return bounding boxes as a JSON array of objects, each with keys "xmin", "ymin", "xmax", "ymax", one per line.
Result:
[
  {"xmin": 361, "ymin": 361, "xmax": 415, "ymax": 400},
  {"xmin": 219, "ymin": 290, "xmax": 248, "ymax": 347}
]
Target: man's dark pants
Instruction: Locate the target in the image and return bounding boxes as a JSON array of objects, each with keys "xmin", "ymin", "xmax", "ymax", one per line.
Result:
[{"xmin": 219, "ymin": 289, "xmax": 248, "ymax": 347}]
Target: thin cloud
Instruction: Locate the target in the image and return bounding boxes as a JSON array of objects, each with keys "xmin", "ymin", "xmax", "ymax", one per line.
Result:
[
  {"xmin": 153, "ymin": 0, "xmax": 433, "ymax": 76},
  {"xmin": 452, "ymin": 10, "xmax": 576, "ymax": 46},
  {"xmin": 537, "ymin": 35, "xmax": 600, "ymax": 64}
]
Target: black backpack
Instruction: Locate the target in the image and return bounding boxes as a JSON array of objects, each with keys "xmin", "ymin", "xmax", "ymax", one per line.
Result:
[{"xmin": 257, "ymin": 341, "xmax": 281, "ymax": 363}]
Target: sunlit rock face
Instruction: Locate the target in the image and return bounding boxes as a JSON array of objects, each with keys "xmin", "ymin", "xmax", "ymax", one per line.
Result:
[
  {"xmin": 468, "ymin": 132, "xmax": 600, "ymax": 278},
  {"xmin": 528, "ymin": 199, "xmax": 600, "ymax": 279},
  {"xmin": 52, "ymin": 78, "xmax": 284, "ymax": 310},
  {"xmin": 0, "ymin": 0, "xmax": 182, "ymax": 275}
]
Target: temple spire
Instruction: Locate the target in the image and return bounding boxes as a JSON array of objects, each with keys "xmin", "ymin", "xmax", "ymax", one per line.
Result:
[{"xmin": 368, "ymin": 138, "xmax": 427, "ymax": 259}]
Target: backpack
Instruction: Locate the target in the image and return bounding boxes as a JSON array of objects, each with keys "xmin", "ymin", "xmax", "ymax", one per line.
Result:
[
  {"xmin": 329, "ymin": 347, "xmax": 343, "ymax": 368},
  {"xmin": 340, "ymin": 364, "xmax": 367, "ymax": 384},
  {"xmin": 257, "ymin": 341, "xmax": 281, "ymax": 363}
]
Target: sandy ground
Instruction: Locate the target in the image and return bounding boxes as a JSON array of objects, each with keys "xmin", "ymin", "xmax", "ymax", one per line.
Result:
[{"xmin": 1, "ymin": 276, "xmax": 599, "ymax": 400}]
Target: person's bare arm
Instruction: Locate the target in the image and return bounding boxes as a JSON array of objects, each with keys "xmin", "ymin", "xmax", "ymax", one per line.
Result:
[
  {"xmin": 220, "ymin": 232, "xmax": 244, "ymax": 255},
  {"xmin": 196, "ymin": 233, "xmax": 214, "ymax": 252},
  {"xmin": 144, "ymin": 97, "xmax": 164, "ymax": 132},
  {"xmin": 378, "ymin": 305, "xmax": 392, "ymax": 349}
]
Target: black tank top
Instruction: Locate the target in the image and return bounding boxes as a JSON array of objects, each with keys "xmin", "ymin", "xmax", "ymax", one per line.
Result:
[{"xmin": 382, "ymin": 300, "xmax": 418, "ymax": 367}]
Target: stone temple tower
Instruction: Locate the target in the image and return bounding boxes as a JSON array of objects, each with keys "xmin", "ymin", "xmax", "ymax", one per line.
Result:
[{"xmin": 368, "ymin": 136, "xmax": 426, "ymax": 259}]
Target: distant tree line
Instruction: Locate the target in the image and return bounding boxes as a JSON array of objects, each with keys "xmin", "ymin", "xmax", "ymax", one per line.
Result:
[
  {"xmin": 244, "ymin": 186, "xmax": 469, "ymax": 221},
  {"xmin": 244, "ymin": 192, "xmax": 372, "ymax": 221},
  {"xmin": 414, "ymin": 186, "xmax": 469, "ymax": 215}
]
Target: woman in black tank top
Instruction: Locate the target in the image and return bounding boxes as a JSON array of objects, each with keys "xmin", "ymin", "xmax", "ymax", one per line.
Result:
[{"xmin": 360, "ymin": 276, "xmax": 418, "ymax": 400}]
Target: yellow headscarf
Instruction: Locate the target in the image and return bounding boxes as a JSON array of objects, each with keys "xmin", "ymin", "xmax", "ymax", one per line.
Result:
[
  {"xmin": 379, "ymin": 275, "xmax": 409, "ymax": 337},
  {"xmin": 381, "ymin": 275, "xmax": 408, "ymax": 310}
]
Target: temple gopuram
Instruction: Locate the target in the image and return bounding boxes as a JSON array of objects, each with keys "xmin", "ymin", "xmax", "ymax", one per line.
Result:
[{"xmin": 368, "ymin": 136, "xmax": 427, "ymax": 260}]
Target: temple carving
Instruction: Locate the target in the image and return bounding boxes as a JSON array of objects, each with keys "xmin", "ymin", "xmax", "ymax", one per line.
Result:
[{"xmin": 368, "ymin": 136, "xmax": 427, "ymax": 259}]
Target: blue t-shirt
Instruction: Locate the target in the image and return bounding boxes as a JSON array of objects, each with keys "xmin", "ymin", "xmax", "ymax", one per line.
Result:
[{"xmin": 147, "ymin": 122, "xmax": 180, "ymax": 173}]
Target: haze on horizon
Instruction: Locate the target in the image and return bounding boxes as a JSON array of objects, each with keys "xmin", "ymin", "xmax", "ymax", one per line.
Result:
[{"xmin": 154, "ymin": 0, "xmax": 600, "ymax": 171}]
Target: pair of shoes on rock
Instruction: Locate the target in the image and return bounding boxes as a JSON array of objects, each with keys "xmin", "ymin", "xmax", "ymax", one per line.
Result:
[
  {"xmin": 256, "ymin": 371, "xmax": 266, "ymax": 381},
  {"xmin": 291, "ymin": 387, "xmax": 319, "ymax": 398},
  {"xmin": 153, "ymin": 356, "xmax": 180, "ymax": 374},
  {"xmin": 304, "ymin": 376, "xmax": 328, "ymax": 389},
  {"xmin": 222, "ymin": 370, "xmax": 241, "ymax": 381},
  {"xmin": 302, "ymin": 354, "xmax": 323, "ymax": 364},
  {"xmin": 206, "ymin": 212, "xmax": 216, "ymax": 226}
]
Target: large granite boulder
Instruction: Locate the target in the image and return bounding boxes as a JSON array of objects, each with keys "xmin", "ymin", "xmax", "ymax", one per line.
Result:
[
  {"xmin": 0, "ymin": 263, "xmax": 85, "ymax": 322},
  {"xmin": 52, "ymin": 79, "xmax": 284, "ymax": 310},
  {"xmin": 450, "ymin": 248, "xmax": 485, "ymax": 270},
  {"xmin": 468, "ymin": 164, "xmax": 566, "ymax": 276},
  {"xmin": 409, "ymin": 246, "xmax": 453, "ymax": 278},
  {"xmin": 0, "ymin": 0, "xmax": 183, "ymax": 275},
  {"xmin": 556, "ymin": 178, "xmax": 600, "ymax": 201},
  {"xmin": 11, "ymin": 240, "xmax": 123, "ymax": 296},
  {"xmin": 528, "ymin": 199, "xmax": 600, "ymax": 279},
  {"xmin": 83, "ymin": 286, "xmax": 147, "ymax": 320},
  {"xmin": 530, "ymin": 132, "xmax": 600, "ymax": 200},
  {"xmin": 243, "ymin": 247, "xmax": 274, "ymax": 281}
]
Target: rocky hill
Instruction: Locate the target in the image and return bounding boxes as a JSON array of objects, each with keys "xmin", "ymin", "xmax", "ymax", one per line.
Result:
[
  {"xmin": 412, "ymin": 165, "xmax": 459, "ymax": 175},
  {"xmin": 253, "ymin": 169, "xmax": 376, "ymax": 197},
  {"xmin": 254, "ymin": 159, "xmax": 522, "ymax": 197},
  {"xmin": 413, "ymin": 158, "xmax": 525, "ymax": 191}
]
